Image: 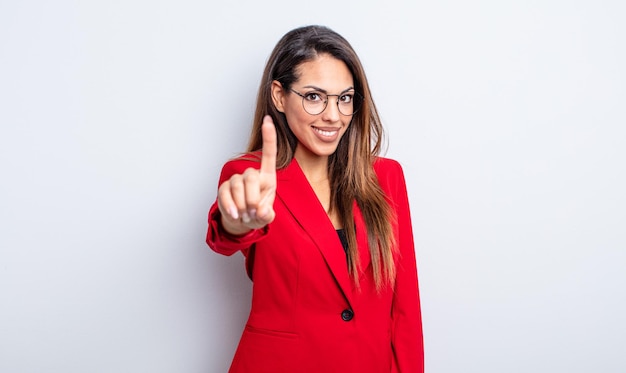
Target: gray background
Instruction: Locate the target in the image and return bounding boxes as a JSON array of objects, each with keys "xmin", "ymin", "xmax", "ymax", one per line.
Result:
[{"xmin": 1, "ymin": 0, "xmax": 625, "ymax": 372}]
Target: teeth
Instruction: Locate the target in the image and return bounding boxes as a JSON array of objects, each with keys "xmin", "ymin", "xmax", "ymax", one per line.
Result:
[{"xmin": 313, "ymin": 127, "xmax": 337, "ymax": 137}]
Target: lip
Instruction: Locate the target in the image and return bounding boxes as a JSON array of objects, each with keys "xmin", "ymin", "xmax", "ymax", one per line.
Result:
[{"xmin": 311, "ymin": 125, "xmax": 341, "ymax": 142}]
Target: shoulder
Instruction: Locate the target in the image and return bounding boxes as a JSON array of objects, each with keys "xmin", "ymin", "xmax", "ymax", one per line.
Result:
[
  {"xmin": 373, "ymin": 156, "xmax": 402, "ymax": 171},
  {"xmin": 373, "ymin": 157, "xmax": 411, "ymax": 204},
  {"xmin": 373, "ymin": 157, "xmax": 406, "ymax": 184}
]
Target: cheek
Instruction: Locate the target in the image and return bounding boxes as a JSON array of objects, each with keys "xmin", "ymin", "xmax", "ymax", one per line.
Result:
[{"xmin": 284, "ymin": 104, "xmax": 312, "ymax": 128}]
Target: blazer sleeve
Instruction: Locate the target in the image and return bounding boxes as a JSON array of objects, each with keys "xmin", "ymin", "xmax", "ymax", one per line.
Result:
[
  {"xmin": 206, "ymin": 157, "xmax": 270, "ymax": 260},
  {"xmin": 377, "ymin": 159, "xmax": 425, "ymax": 373}
]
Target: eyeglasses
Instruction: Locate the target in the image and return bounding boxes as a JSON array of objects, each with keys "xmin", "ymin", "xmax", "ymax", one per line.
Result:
[{"xmin": 289, "ymin": 88, "xmax": 362, "ymax": 116}]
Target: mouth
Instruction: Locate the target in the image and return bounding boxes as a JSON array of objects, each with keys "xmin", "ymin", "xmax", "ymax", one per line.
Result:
[{"xmin": 312, "ymin": 126, "xmax": 340, "ymax": 137}]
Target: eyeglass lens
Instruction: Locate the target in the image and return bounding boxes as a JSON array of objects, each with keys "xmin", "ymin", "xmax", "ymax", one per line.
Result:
[{"xmin": 295, "ymin": 90, "xmax": 361, "ymax": 116}]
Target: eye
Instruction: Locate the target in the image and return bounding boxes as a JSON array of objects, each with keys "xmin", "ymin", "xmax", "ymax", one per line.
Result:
[
  {"xmin": 303, "ymin": 92, "xmax": 324, "ymax": 102},
  {"xmin": 339, "ymin": 94, "xmax": 354, "ymax": 104}
]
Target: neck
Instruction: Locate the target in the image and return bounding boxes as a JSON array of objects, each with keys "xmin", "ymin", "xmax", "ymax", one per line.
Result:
[{"xmin": 294, "ymin": 149, "xmax": 329, "ymax": 183}]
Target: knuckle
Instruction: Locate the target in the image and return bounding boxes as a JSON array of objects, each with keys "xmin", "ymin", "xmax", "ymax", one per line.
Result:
[
  {"xmin": 218, "ymin": 183, "xmax": 231, "ymax": 198},
  {"xmin": 231, "ymin": 183, "xmax": 243, "ymax": 193},
  {"xmin": 218, "ymin": 180, "xmax": 229, "ymax": 192},
  {"xmin": 229, "ymin": 177, "xmax": 244, "ymax": 191},
  {"xmin": 242, "ymin": 168, "xmax": 259, "ymax": 181}
]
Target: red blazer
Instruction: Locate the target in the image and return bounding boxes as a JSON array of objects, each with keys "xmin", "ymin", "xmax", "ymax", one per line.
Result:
[{"xmin": 207, "ymin": 156, "xmax": 424, "ymax": 372}]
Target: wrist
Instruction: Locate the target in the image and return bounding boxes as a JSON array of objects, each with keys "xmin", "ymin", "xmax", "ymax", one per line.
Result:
[{"xmin": 220, "ymin": 215, "xmax": 253, "ymax": 237}]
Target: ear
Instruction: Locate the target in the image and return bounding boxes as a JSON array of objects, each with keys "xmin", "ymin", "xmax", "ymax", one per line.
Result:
[{"xmin": 271, "ymin": 80, "xmax": 286, "ymax": 113}]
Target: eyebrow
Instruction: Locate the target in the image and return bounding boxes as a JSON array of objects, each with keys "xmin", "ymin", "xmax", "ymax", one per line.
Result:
[{"xmin": 301, "ymin": 85, "xmax": 355, "ymax": 94}]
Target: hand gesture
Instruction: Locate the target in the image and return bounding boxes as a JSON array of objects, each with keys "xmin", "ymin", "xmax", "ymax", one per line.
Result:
[{"xmin": 218, "ymin": 115, "xmax": 277, "ymax": 235}]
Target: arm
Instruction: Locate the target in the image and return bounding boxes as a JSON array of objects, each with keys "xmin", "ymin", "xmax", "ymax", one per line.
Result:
[
  {"xmin": 379, "ymin": 159, "xmax": 424, "ymax": 373},
  {"xmin": 206, "ymin": 116, "xmax": 276, "ymax": 257}
]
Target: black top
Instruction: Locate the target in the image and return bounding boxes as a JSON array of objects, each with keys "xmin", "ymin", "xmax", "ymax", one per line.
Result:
[{"xmin": 336, "ymin": 228, "xmax": 348, "ymax": 254}]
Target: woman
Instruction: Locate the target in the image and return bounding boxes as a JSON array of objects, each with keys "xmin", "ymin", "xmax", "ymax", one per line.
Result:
[{"xmin": 206, "ymin": 25, "xmax": 424, "ymax": 372}]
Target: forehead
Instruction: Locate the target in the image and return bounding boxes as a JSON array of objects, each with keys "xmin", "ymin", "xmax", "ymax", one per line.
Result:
[{"xmin": 294, "ymin": 53, "xmax": 354, "ymax": 90}]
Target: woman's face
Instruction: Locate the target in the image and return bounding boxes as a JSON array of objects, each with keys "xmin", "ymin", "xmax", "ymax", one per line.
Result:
[{"xmin": 272, "ymin": 53, "xmax": 355, "ymax": 163}]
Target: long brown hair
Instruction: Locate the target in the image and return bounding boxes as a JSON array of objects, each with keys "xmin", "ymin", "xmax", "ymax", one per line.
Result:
[{"xmin": 247, "ymin": 25, "xmax": 397, "ymax": 291}]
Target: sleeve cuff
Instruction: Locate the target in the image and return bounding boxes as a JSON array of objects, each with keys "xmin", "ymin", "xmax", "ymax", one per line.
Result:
[{"xmin": 206, "ymin": 203, "xmax": 270, "ymax": 255}]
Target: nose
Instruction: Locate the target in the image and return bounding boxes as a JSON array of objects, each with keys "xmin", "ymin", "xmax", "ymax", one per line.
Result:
[{"xmin": 321, "ymin": 96, "xmax": 341, "ymax": 122}]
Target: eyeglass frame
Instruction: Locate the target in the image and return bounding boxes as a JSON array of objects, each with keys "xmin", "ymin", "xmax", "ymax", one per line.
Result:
[{"xmin": 288, "ymin": 88, "xmax": 363, "ymax": 116}]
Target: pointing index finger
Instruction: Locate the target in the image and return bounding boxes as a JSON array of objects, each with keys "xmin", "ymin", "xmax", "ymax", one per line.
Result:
[{"xmin": 260, "ymin": 115, "xmax": 277, "ymax": 176}]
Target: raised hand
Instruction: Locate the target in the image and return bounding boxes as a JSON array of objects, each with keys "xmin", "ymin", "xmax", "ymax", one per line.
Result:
[{"xmin": 218, "ymin": 115, "xmax": 277, "ymax": 235}]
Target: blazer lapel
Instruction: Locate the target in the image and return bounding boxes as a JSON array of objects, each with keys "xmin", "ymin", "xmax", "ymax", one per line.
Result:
[{"xmin": 276, "ymin": 159, "xmax": 354, "ymax": 305}]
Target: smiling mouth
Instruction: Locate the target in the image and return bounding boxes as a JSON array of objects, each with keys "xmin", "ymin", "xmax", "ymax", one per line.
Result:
[{"xmin": 312, "ymin": 126, "xmax": 339, "ymax": 137}]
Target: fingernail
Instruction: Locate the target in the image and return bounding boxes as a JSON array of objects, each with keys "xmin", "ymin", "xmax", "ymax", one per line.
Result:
[
  {"xmin": 229, "ymin": 207, "xmax": 239, "ymax": 220},
  {"xmin": 242, "ymin": 212, "xmax": 251, "ymax": 224},
  {"xmin": 249, "ymin": 209, "xmax": 257, "ymax": 220}
]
